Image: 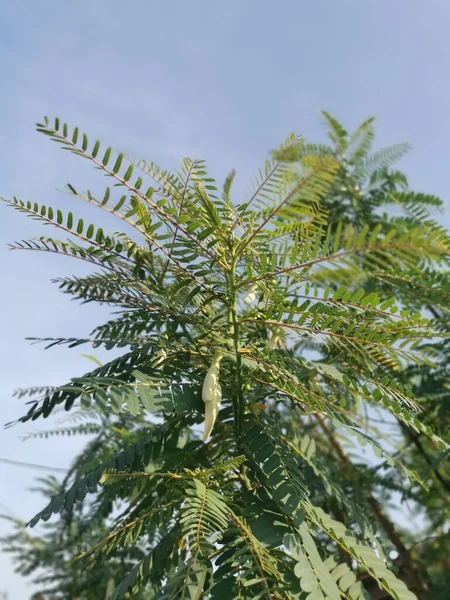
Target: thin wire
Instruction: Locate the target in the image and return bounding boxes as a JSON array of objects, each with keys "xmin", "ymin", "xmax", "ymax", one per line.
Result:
[
  {"xmin": 0, "ymin": 502, "xmax": 21, "ymax": 520},
  {"xmin": 0, "ymin": 456, "xmax": 66, "ymax": 473}
]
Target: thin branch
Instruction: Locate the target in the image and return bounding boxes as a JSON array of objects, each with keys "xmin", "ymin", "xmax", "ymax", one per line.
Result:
[
  {"xmin": 230, "ymin": 161, "xmax": 282, "ymax": 234},
  {"xmin": 406, "ymin": 429, "xmax": 450, "ymax": 493},
  {"xmin": 238, "ymin": 160, "xmax": 331, "ymax": 254},
  {"xmin": 242, "ymin": 317, "xmax": 432, "ymax": 351},
  {"xmin": 8, "ymin": 242, "xmax": 128, "ymax": 273},
  {"xmin": 71, "ymin": 189, "xmax": 221, "ymax": 298},
  {"xmin": 317, "ymin": 416, "xmax": 430, "ymax": 596},
  {"xmin": 2, "ymin": 196, "xmax": 136, "ymax": 266},
  {"xmin": 160, "ymin": 159, "xmax": 198, "ymax": 281},
  {"xmin": 242, "ymin": 240, "xmax": 449, "ymax": 288},
  {"xmin": 41, "ymin": 123, "xmax": 227, "ymax": 269},
  {"xmin": 0, "ymin": 456, "xmax": 66, "ymax": 473}
]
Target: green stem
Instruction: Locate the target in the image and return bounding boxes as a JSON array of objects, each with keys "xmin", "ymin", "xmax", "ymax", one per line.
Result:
[
  {"xmin": 227, "ymin": 303, "xmax": 239, "ymax": 440},
  {"xmin": 232, "ymin": 307, "xmax": 244, "ymax": 440},
  {"xmin": 229, "ymin": 256, "xmax": 245, "ymax": 443},
  {"xmin": 239, "ymin": 464, "xmax": 252, "ymax": 491}
]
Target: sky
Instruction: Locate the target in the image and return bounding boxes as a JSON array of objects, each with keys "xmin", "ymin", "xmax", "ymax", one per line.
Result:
[{"xmin": 1, "ymin": 1, "xmax": 450, "ymax": 597}]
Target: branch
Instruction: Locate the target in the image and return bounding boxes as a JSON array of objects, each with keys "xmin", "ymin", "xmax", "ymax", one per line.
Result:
[
  {"xmin": 39, "ymin": 122, "xmax": 227, "ymax": 270},
  {"xmin": 316, "ymin": 416, "xmax": 430, "ymax": 596}
]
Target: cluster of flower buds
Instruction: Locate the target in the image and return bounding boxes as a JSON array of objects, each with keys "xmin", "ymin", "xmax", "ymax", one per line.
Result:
[
  {"xmin": 267, "ymin": 326, "xmax": 285, "ymax": 350},
  {"xmin": 244, "ymin": 283, "xmax": 258, "ymax": 305},
  {"xmin": 202, "ymin": 352, "xmax": 223, "ymax": 440}
]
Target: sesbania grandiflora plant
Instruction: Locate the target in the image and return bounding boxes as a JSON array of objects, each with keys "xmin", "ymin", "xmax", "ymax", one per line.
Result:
[{"xmin": 2, "ymin": 113, "xmax": 450, "ymax": 600}]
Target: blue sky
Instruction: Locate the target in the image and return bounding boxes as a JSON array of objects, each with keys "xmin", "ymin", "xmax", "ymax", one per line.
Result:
[{"xmin": 1, "ymin": 1, "xmax": 450, "ymax": 597}]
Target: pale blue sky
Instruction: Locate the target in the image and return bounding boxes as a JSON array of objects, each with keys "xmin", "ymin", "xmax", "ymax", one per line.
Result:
[{"xmin": 1, "ymin": 1, "xmax": 450, "ymax": 597}]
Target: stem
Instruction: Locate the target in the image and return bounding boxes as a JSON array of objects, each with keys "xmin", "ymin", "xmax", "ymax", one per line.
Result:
[
  {"xmin": 239, "ymin": 464, "xmax": 252, "ymax": 491},
  {"xmin": 231, "ymin": 304, "xmax": 244, "ymax": 440},
  {"xmin": 227, "ymin": 304, "xmax": 239, "ymax": 441},
  {"xmin": 406, "ymin": 427, "xmax": 450, "ymax": 493},
  {"xmin": 228, "ymin": 255, "xmax": 245, "ymax": 443},
  {"xmin": 227, "ymin": 240, "xmax": 250, "ymax": 494}
]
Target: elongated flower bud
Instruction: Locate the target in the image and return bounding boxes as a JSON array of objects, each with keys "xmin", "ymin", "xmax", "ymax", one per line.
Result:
[
  {"xmin": 202, "ymin": 353, "xmax": 222, "ymax": 440},
  {"xmin": 267, "ymin": 335, "xmax": 278, "ymax": 350},
  {"xmin": 244, "ymin": 284, "xmax": 258, "ymax": 305},
  {"xmin": 267, "ymin": 327, "xmax": 282, "ymax": 350},
  {"xmin": 203, "ymin": 381, "xmax": 222, "ymax": 441},
  {"xmin": 202, "ymin": 365, "xmax": 219, "ymax": 403}
]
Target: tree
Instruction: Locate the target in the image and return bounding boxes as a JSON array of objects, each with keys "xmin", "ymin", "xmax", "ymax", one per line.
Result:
[{"xmin": 1, "ymin": 114, "xmax": 449, "ymax": 599}]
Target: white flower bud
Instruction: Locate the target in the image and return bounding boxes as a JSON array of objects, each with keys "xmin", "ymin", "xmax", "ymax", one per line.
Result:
[
  {"xmin": 244, "ymin": 284, "xmax": 258, "ymax": 305},
  {"xmin": 267, "ymin": 327, "xmax": 282, "ymax": 350},
  {"xmin": 202, "ymin": 365, "xmax": 219, "ymax": 403},
  {"xmin": 203, "ymin": 381, "xmax": 222, "ymax": 441},
  {"xmin": 202, "ymin": 353, "xmax": 223, "ymax": 440},
  {"xmin": 244, "ymin": 292, "xmax": 256, "ymax": 305},
  {"xmin": 267, "ymin": 336, "xmax": 278, "ymax": 350}
]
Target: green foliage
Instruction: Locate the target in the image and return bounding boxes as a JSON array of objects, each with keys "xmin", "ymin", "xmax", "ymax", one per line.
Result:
[{"xmin": 2, "ymin": 113, "xmax": 450, "ymax": 600}]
